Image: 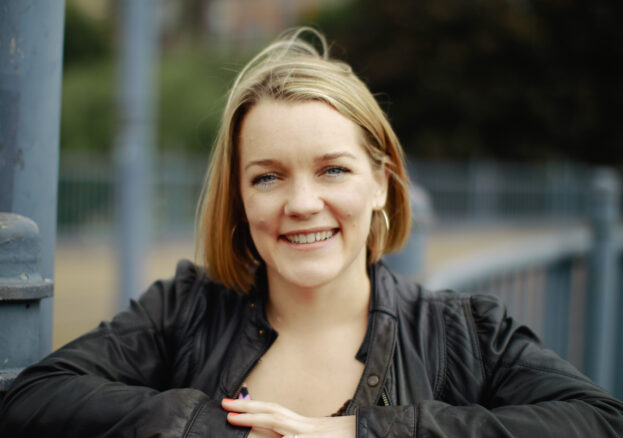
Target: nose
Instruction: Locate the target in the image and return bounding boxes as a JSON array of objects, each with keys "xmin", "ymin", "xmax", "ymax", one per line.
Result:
[{"xmin": 283, "ymin": 177, "xmax": 324, "ymax": 217}]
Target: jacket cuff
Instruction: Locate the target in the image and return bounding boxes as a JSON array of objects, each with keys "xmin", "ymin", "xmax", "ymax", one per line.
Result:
[
  {"xmin": 184, "ymin": 399, "xmax": 249, "ymax": 438},
  {"xmin": 356, "ymin": 405, "xmax": 415, "ymax": 437}
]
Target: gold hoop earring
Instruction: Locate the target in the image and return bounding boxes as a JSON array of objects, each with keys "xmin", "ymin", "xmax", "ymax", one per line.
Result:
[
  {"xmin": 374, "ymin": 209, "xmax": 390, "ymax": 254},
  {"xmin": 380, "ymin": 209, "xmax": 390, "ymax": 233}
]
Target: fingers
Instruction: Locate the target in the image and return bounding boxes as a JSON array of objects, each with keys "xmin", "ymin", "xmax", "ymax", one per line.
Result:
[
  {"xmin": 227, "ymin": 412, "xmax": 287, "ymax": 430},
  {"xmin": 223, "ymin": 399, "xmax": 304, "ymax": 436},
  {"xmin": 222, "ymin": 398, "xmax": 297, "ymax": 416},
  {"xmin": 221, "ymin": 398, "xmax": 356, "ymax": 438}
]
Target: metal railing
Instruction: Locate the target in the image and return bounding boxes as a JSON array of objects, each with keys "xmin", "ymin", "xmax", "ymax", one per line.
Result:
[
  {"xmin": 410, "ymin": 161, "xmax": 623, "ymax": 222},
  {"xmin": 399, "ymin": 169, "xmax": 623, "ymax": 399},
  {"xmin": 57, "ymin": 156, "xmax": 623, "ymax": 236},
  {"xmin": 57, "ymin": 152, "xmax": 206, "ymax": 237}
]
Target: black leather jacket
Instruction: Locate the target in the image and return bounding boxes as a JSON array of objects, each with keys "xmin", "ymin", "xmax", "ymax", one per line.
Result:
[{"xmin": 1, "ymin": 260, "xmax": 622, "ymax": 437}]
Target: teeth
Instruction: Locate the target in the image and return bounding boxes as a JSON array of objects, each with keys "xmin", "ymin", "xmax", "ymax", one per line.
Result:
[{"xmin": 286, "ymin": 230, "xmax": 335, "ymax": 244}]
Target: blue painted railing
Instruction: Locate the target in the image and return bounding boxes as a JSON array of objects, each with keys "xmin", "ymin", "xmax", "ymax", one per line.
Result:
[{"xmin": 391, "ymin": 169, "xmax": 622, "ymax": 399}]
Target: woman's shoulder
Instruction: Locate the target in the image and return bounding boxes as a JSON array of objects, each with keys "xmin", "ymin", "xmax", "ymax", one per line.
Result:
[
  {"xmin": 122, "ymin": 259, "xmax": 251, "ymax": 333},
  {"xmin": 160, "ymin": 258, "xmax": 247, "ymax": 300},
  {"xmin": 376, "ymin": 262, "xmax": 515, "ymax": 342},
  {"xmin": 168, "ymin": 258, "xmax": 251, "ymax": 305}
]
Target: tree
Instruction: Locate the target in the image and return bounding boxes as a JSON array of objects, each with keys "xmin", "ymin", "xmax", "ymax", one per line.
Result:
[{"xmin": 312, "ymin": 0, "xmax": 623, "ymax": 163}]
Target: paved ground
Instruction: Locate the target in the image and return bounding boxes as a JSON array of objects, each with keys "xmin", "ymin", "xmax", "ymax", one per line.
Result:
[{"xmin": 52, "ymin": 223, "xmax": 578, "ymax": 349}]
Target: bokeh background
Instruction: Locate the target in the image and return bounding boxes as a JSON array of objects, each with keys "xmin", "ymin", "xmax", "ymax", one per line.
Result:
[
  {"xmin": 52, "ymin": 0, "xmax": 622, "ymax": 395},
  {"xmin": 63, "ymin": 0, "xmax": 623, "ymax": 162}
]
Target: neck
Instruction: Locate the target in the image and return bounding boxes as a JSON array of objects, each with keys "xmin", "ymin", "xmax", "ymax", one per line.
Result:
[{"xmin": 265, "ymin": 263, "xmax": 372, "ymax": 332}]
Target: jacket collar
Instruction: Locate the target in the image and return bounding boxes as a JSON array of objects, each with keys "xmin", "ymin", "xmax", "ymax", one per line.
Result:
[
  {"xmin": 369, "ymin": 261, "xmax": 400, "ymax": 318},
  {"xmin": 346, "ymin": 262, "xmax": 398, "ymax": 413},
  {"xmin": 218, "ymin": 262, "xmax": 399, "ymax": 408}
]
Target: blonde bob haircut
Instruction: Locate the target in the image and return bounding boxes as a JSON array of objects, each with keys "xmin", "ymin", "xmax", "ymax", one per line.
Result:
[{"xmin": 196, "ymin": 27, "xmax": 411, "ymax": 292}]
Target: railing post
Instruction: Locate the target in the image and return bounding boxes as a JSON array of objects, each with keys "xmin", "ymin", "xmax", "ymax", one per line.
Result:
[
  {"xmin": 115, "ymin": 0, "xmax": 160, "ymax": 308},
  {"xmin": 0, "ymin": 0, "xmax": 65, "ymax": 357},
  {"xmin": 470, "ymin": 161, "xmax": 498, "ymax": 222},
  {"xmin": 0, "ymin": 214, "xmax": 54, "ymax": 401},
  {"xmin": 383, "ymin": 184, "xmax": 433, "ymax": 278},
  {"xmin": 584, "ymin": 168, "xmax": 620, "ymax": 392},
  {"xmin": 616, "ymin": 253, "xmax": 623, "ymax": 400}
]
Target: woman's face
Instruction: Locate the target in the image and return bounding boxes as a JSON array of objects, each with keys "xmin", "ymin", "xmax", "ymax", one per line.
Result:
[{"xmin": 238, "ymin": 100, "xmax": 388, "ymax": 290}]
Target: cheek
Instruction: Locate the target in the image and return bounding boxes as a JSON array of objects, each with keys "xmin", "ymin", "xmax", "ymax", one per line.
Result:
[
  {"xmin": 330, "ymin": 182, "xmax": 375, "ymax": 226},
  {"xmin": 243, "ymin": 193, "xmax": 279, "ymax": 233}
]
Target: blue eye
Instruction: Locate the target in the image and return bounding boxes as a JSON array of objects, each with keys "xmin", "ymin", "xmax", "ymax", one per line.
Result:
[
  {"xmin": 252, "ymin": 173, "xmax": 277, "ymax": 187},
  {"xmin": 325, "ymin": 166, "xmax": 350, "ymax": 177}
]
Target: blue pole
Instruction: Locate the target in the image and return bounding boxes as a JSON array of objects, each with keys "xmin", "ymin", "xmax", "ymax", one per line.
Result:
[
  {"xmin": 583, "ymin": 168, "xmax": 620, "ymax": 392},
  {"xmin": 115, "ymin": 0, "xmax": 160, "ymax": 309},
  {"xmin": 616, "ymin": 253, "xmax": 623, "ymax": 400},
  {"xmin": 0, "ymin": 0, "xmax": 65, "ymax": 357}
]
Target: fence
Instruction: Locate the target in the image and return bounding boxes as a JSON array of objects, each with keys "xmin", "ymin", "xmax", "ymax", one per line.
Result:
[
  {"xmin": 57, "ymin": 152, "xmax": 206, "ymax": 237},
  {"xmin": 400, "ymin": 169, "xmax": 623, "ymax": 399},
  {"xmin": 57, "ymin": 153, "xmax": 623, "ymax": 236},
  {"xmin": 410, "ymin": 160, "xmax": 603, "ymax": 222}
]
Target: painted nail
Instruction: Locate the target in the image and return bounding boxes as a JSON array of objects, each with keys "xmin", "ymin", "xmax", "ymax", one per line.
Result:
[
  {"xmin": 228, "ymin": 412, "xmax": 240, "ymax": 417},
  {"xmin": 223, "ymin": 398, "xmax": 234, "ymax": 403}
]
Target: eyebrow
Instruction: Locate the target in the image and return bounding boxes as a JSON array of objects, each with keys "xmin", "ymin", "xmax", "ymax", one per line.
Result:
[
  {"xmin": 243, "ymin": 151, "xmax": 357, "ymax": 171},
  {"xmin": 317, "ymin": 152, "xmax": 357, "ymax": 162}
]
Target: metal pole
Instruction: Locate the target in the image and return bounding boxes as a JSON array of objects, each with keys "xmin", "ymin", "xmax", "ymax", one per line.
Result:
[
  {"xmin": 0, "ymin": 213, "xmax": 53, "ymax": 397},
  {"xmin": 616, "ymin": 252, "xmax": 623, "ymax": 400},
  {"xmin": 115, "ymin": 0, "xmax": 160, "ymax": 309},
  {"xmin": 583, "ymin": 168, "xmax": 620, "ymax": 392},
  {"xmin": 0, "ymin": 0, "xmax": 65, "ymax": 357}
]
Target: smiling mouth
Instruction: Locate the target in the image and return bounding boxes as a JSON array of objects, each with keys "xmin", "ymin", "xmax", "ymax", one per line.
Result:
[{"xmin": 284, "ymin": 229, "xmax": 337, "ymax": 244}]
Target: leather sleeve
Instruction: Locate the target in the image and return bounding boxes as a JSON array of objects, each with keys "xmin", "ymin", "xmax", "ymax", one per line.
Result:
[
  {"xmin": 0, "ymin": 260, "xmax": 247, "ymax": 438},
  {"xmin": 356, "ymin": 294, "xmax": 623, "ymax": 437}
]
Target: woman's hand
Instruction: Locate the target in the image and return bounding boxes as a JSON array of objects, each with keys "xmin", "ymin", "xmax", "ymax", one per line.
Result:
[{"xmin": 221, "ymin": 398, "xmax": 356, "ymax": 438}]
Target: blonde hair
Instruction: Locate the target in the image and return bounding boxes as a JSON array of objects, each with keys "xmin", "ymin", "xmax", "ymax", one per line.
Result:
[{"xmin": 196, "ymin": 27, "xmax": 411, "ymax": 292}]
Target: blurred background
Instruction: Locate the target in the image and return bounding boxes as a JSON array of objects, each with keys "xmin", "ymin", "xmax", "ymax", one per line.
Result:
[{"xmin": 9, "ymin": 0, "xmax": 622, "ymax": 396}]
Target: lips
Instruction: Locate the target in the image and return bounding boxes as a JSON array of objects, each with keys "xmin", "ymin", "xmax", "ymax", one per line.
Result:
[{"xmin": 283, "ymin": 229, "xmax": 337, "ymax": 244}]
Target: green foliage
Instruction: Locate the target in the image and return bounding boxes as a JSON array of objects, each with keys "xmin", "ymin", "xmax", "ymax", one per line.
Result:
[
  {"xmin": 63, "ymin": 1, "xmax": 112, "ymax": 68},
  {"xmin": 158, "ymin": 46, "xmax": 247, "ymax": 153},
  {"xmin": 312, "ymin": 0, "xmax": 623, "ymax": 163},
  {"xmin": 60, "ymin": 0, "xmax": 256, "ymax": 154},
  {"xmin": 61, "ymin": 59, "xmax": 115, "ymax": 153},
  {"xmin": 61, "ymin": 40, "xmax": 252, "ymax": 154},
  {"xmin": 61, "ymin": 1, "xmax": 115, "ymax": 153}
]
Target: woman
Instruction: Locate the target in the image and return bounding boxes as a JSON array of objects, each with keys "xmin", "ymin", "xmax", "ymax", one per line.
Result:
[{"xmin": 1, "ymin": 28, "xmax": 622, "ymax": 437}]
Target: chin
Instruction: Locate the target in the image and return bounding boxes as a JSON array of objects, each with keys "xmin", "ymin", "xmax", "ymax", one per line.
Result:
[{"xmin": 275, "ymin": 263, "xmax": 343, "ymax": 290}]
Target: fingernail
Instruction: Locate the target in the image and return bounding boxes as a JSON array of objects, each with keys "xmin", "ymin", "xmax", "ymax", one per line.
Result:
[
  {"xmin": 223, "ymin": 398, "xmax": 234, "ymax": 402},
  {"xmin": 228, "ymin": 412, "xmax": 240, "ymax": 417}
]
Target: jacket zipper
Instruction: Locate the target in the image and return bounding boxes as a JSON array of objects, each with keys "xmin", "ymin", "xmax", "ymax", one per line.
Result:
[{"xmin": 381, "ymin": 391, "xmax": 390, "ymax": 406}]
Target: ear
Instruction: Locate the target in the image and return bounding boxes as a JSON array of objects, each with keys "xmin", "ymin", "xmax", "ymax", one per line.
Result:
[{"xmin": 372, "ymin": 167, "xmax": 389, "ymax": 210}]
